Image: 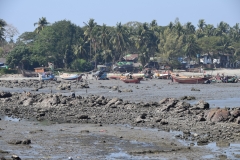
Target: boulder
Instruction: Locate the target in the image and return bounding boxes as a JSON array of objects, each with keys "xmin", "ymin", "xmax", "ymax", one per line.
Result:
[
  {"xmin": 0, "ymin": 92, "xmax": 12, "ymax": 98},
  {"xmin": 231, "ymin": 109, "xmax": 240, "ymax": 118},
  {"xmin": 192, "ymin": 100, "xmax": 209, "ymax": 110},
  {"xmin": 23, "ymin": 98, "xmax": 33, "ymax": 106},
  {"xmin": 206, "ymin": 109, "xmax": 230, "ymax": 122}
]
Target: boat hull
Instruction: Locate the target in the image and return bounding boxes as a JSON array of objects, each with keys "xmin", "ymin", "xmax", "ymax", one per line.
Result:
[
  {"xmin": 172, "ymin": 76, "xmax": 209, "ymax": 84},
  {"xmin": 59, "ymin": 72, "xmax": 83, "ymax": 80},
  {"xmin": 122, "ymin": 79, "xmax": 140, "ymax": 83}
]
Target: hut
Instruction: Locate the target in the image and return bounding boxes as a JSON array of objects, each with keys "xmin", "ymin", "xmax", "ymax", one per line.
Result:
[{"xmin": 34, "ymin": 67, "xmax": 49, "ymax": 73}]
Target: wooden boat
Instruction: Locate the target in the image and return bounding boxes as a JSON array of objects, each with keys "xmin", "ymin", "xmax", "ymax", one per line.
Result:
[
  {"xmin": 21, "ymin": 69, "xmax": 38, "ymax": 77},
  {"xmin": 121, "ymin": 78, "xmax": 140, "ymax": 83},
  {"xmin": 38, "ymin": 73, "xmax": 56, "ymax": 80},
  {"xmin": 107, "ymin": 73, "xmax": 122, "ymax": 79},
  {"xmin": 153, "ymin": 70, "xmax": 171, "ymax": 79},
  {"xmin": 172, "ymin": 75, "xmax": 210, "ymax": 84},
  {"xmin": 120, "ymin": 73, "xmax": 144, "ymax": 81},
  {"xmin": 58, "ymin": 71, "xmax": 84, "ymax": 81}
]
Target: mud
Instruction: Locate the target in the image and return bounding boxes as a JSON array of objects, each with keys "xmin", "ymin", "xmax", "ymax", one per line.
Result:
[{"xmin": 0, "ymin": 77, "xmax": 240, "ymax": 159}]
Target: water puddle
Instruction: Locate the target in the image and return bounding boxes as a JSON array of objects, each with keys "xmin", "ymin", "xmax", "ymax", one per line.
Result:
[
  {"xmin": 0, "ymin": 115, "xmax": 21, "ymax": 122},
  {"xmin": 190, "ymin": 97, "xmax": 240, "ymax": 108},
  {"xmin": 201, "ymin": 142, "xmax": 240, "ymax": 159}
]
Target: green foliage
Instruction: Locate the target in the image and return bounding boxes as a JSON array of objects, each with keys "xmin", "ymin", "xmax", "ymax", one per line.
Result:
[
  {"xmin": 5, "ymin": 17, "xmax": 240, "ymax": 70},
  {"xmin": 71, "ymin": 59, "xmax": 93, "ymax": 72},
  {"xmin": 0, "ymin": 68, "xmax": 18, "ymax": 74}
]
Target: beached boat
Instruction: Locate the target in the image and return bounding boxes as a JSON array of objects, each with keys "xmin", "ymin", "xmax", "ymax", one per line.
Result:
[
  {"xmin": 121, "ymin": 78, "xmax": 140, "ymax": 83},
  {"xmin": 172, "ymin": 75, "xmax": 210, "ymax": 84},
  {"xmin": 38, "ymin": 73, "xmax": 56, "ymax": 81},
  {"xmin": 21, "ymin": 69, "xmax": 38, "ymax": 77},
  {"xmin": 107, "ymin": 73, "xmax": 122, "ymax": 79},
  {"xmin": 120, "ymin": 73, "xmax": 144, "ymax": 81},
  {"xmin": 58, "ymin": 72, "xmax": 84, "ymax": 81}
]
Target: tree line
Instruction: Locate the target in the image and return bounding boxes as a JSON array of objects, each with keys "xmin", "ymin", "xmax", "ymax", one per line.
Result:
[{"xmin": 0, "ymin": 17, "xmax": 240, "ymax": 71}]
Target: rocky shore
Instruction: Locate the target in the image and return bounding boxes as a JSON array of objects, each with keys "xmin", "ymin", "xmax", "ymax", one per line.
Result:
[{"xmin": 0, "ymin": 78, "xmax": 240, "ymax": 159}]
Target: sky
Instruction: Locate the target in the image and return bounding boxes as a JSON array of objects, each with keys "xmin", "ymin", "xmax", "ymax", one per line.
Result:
[{"xmin": 1, "ymin": 0, "xmax": 240, "ymax": 40}]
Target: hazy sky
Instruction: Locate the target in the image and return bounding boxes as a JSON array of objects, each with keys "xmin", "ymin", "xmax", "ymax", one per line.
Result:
[{"xmin": 1, "ymin": 0, "xmax": 240, "ymax": 39}]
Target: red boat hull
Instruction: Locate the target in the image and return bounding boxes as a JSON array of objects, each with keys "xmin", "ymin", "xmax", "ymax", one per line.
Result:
[
  {"xmin": 122, "ymin": 79, "xmax": 140, "ymax": 83},
  {"xmin": 172, "ymin": 76, "xmax": 209, "ymax": 84}
]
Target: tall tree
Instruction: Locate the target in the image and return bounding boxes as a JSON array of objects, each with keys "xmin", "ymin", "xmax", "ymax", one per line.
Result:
[
  {"xmin": 112, "ymin": 22, "xmax": 129, "ymax": 61},
  {"xmin": 196, "ymin": 19, "xmax": 206, "ymax": 38},
  {"xmin": 184, "ymin": 22, "xmax": 195, "ymax": 35},
  {"xmin": 34, "ymin": 17, "xmax": 50, "ymax": 33},
  {"xmin": 72, "ymin": 37, "xmax": 87, "ymax": 59},
  {"xmin": 83, "ymin": 18, "xmax": 97, "ymax": 63},
  {"xmin": 216, "ymin": 21, "xmax": 230, "ymax": 36},
  {"xmin": 99, "ymin": 24, "xmax": 111, "ymax": 63},
  {"xmin": 184, "ymin": 35, "xmax": 200, "ymax": 60},
  {"xmin": 0, "ymin": 19, "xmax": 7, "ymax": 45}
]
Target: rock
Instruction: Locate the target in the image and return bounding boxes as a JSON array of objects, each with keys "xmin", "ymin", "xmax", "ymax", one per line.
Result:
[
  {"xmin": 135, "ymin": 116, "xmax": 144, "ymax": 123},
  {"xmin": 80, "ymin": 130, "xmax": 90, "ymax": 133},
  {"xmin": 0, "ymin": 92, "xmax": 12, "ymax": 98},
  {"xmin": 106, "ymin": 98, "xmax": 119, "ymax": 107},
  {"xmin": 192, "ymin": 100, "xmax": 209, "ymax": 110},
  {"xmin": 206, "ymin": 109, "xmax": 230, "ymax": 122},
  {"xmin": 22, "ymin": 139, "xmax": 31, "ymax": 145},
  {"xmin": 197, "ymin": 138, "xmax": 209, "ymax": 145},
  {"xmin": 11, "ymin": 155, "xmax": 21, "ymax": 160},
  {"xmin": 191, "ymin": 88, "xmax": 200, "ymax": 91},
  {"xmin": 23, "ymin": 98, "xmax": 33, "ymax": 106},
  {"xmin": 236, "ymin": 117, "xmax": 240, "ymax": 124},
  {"xmin": 180, "ymin": 96, "xmax": 196, "ymax": 100},
  {"xmin": 0, "ymin": 156, "xmax": 6, "ymax": 160},
  {"xmin": 160, "ymin": 119, "xmax": 168, "ymax": 125},
  {"xmin": 159, "ymin": 98, "xmax": 178, "ymax": 111},
  {"xmin": 155, "ymin": 118, "xmax": 162, "ymax": 122},
  {"xmin": 77, "ymin": 115, "xmax": 89, "ymax": 119},
  {"xmin": 122, "ymin": 89, "xmax": 133, "ymax": 92},
  {"xmin": 216, "ymin": 141, "xmax": 230, "ymax": 147},
  {"xmin": 140, "ymin": 113, "xmax": 147, "ymax": 119},
  {"xmin": 8, "ymin": 140, "xmax": 22, "ymax": 145},
  {"xmin": 112, "ymin": 86, "xmax": 118, "ymax": 91},
  {"xmin": 231, "ymin": 109, "xmax": 240, "ymax": 118}
]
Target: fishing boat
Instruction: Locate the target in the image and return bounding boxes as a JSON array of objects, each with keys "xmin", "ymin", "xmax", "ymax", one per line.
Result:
[
  {"xmin": 58, "ymin": 71, "xmax": 84, "ymax": 81},
  {"xmin": 120, "ymin": 73, "xmax": 144, "ymax": 81},
  {"xmin": 107, "ymin": 73, "xmax": 122, "ymax": 79},
  {"xmin": 38, "ymin": 73, "xmax": 56, "ymax": 81},
  {"xmin": 121, "ymin": 78, "xmax": 141, "ymax": 83},
  {"xmin": 172, "ymin": 75, "xmax": 210, "ymax": 84}
]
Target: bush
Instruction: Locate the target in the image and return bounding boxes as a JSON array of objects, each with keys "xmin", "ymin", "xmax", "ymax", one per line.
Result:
[
  {"xmin": 71, "ymin": 59, "xmax": 93, "ymax": 72},
  {"xmin": 0, "ymin": 68, "xmax": 18, "ymax": 74}
]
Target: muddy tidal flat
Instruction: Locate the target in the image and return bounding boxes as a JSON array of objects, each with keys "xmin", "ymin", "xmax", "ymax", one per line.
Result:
[{"xmin": 0, "ymin": 76, "xmax": 240, "ymax": 160}]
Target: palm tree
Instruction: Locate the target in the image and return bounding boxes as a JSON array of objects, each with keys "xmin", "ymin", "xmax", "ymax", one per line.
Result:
[
  {"xmin": 168, "ymin": 22, "xmax": 174, "ymax": 31},
  {"xmin": 231, "ymin": 23, "xmax": 240, "ymax": 42},
  {"xmin": 112, "ymin": 22, "xmax": 129, "ymax": 61},
  {"xmin": 216, "ymin": 21, "xmax": 230, "ymax": 36},
  {"xmin": 99, "ymin": 24, "xmax": 111, "ymax": 63},
  {"xmin": 174, "ymin": 22, "xmax": 184, "ymax": 38},
  {"xmin": 184, "ymin": 35, "xmax": 200, "ymax": 60},
  {"xmin": 196, "ymin": 19, "xmax": 206, "ymax": 38},
  {"xmin": 83, "ymin": 18, "xmax": 97, "ymax": 62},
  {"xmin": 204, "ymin": 24, "xmax": 215, "ymax": 37},
  {"xmin": 34, "ymin": 17, "xmax": 50, "ymax": 33},
  {"xmin": 72, "ymin": 37, "xmax": 87, "ymax": 59},
  {"xmin": 197, "ymin": 19, "xmax": 206, "ymax": 32},
  {"xmin": 184, "ymin": 22, "xmax": 195, "ymax": 35},
  {"xmin": 0, "ymin": 19, "xmax": 7, "ymax": 45}
]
